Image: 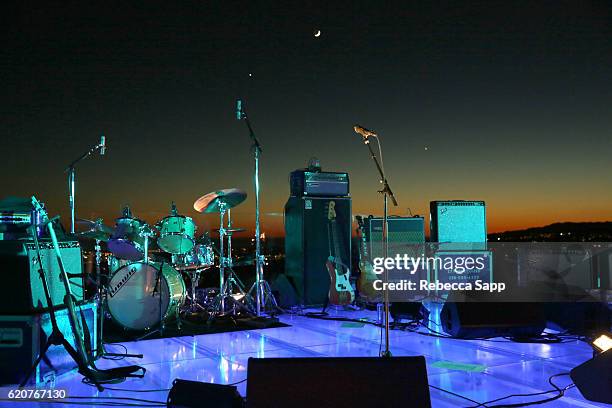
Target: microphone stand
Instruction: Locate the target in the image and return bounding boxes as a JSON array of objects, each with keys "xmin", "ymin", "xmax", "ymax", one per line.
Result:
[
  {"xmin": 359, "ymin": 134, "xmax": 398, "ymax": 357},
  {"xmin": 239, "ymin": 103, "xmax": 279, "ymax": 316},
  {"xmin": 65, "ymin": 139, "xmax": 104, "ymax": 234}
]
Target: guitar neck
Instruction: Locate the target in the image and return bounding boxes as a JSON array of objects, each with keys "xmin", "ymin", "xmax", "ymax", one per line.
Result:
[{"xmin": 330, "ymin": 219, "xmax": 342, "ymax": 265}]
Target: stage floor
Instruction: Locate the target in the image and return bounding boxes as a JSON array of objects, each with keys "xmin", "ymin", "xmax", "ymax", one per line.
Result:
[{"xmin": 2, "ymin": 305, "xmax": 607, "ymax": 407}]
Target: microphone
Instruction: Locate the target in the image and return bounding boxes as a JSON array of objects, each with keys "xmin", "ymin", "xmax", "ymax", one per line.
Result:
[
  {"xmin": 100, "ymin": 135, "xmax": 106, "ymax": 155},
  {"xmin": 236, "ymin": 100, "xmax": 243, "ymax": 120},
  {"xmin": 353, "ymin": 125, "xmax": 377, "ymax": 138}
]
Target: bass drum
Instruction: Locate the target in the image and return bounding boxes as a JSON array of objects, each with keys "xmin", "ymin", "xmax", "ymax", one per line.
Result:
[{"xmin": 107, "ymin": 262, "xmax": 185, "ymax": 330}]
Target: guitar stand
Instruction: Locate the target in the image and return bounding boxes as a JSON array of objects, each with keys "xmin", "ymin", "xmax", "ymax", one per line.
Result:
[
  {"xmin": 19, "ymin": 223, "xmax": 104, "ymax": 391},
  {"xmin": 28, "ymin": 203, "xmax": 145, "ymax": 389}
]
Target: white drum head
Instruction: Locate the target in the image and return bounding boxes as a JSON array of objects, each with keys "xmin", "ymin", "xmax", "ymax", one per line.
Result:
[{"xmin": 107, "ymin": 262, "xmax": 170, "ymax": 330}]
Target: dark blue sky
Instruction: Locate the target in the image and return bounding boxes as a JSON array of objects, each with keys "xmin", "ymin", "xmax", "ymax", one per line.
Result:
[{"xmin": 3, "ymin": 1, "xmax": 612, "ymax": 235}]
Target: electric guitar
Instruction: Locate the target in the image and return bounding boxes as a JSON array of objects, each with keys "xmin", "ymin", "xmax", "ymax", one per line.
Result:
[
  {"xmin": 356, "ymin": 215, "xmax": 382, "ymax": 303},
  {"xmin": 326, "ymin": 201, "xmax": 355, "ymax": 305}
]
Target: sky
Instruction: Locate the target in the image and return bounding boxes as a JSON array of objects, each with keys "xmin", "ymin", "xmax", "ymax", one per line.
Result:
[{"xmin": 3, "ymin": 1, "xmax": 612, "ymax": 237}]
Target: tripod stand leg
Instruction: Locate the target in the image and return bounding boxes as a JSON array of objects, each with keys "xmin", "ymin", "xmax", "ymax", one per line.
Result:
[{"xmin": 19, "ymin": 336, "xmax": 53, "ymax": 387}]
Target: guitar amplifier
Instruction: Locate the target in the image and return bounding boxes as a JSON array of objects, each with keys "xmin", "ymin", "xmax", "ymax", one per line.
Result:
[
  {"xmin": 363, "ymin": 216, "xmax": 425, "ymax": 259},
  {"xmin": 290, "ymin": 170, "xmax": 349, "ymax": 197},
  {"xmin": 285, "ymin": 196, "xmax": 352, "ymax": 305},
  {"xmin": 0, "ymin": 301, "xmax": 97, "ymax": 386},
  {"xmin": 0, "ymin": 240, "xmax": 85, "ymax": 314},
  {"xmin": 430, "ymin": 201, "xmax": 487, "ymax": 244}
]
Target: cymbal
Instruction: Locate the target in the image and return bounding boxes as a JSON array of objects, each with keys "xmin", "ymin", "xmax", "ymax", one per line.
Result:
[
  {"xmin": 194, "ymin": 188, "xmax": 247, "ymax": 213},
  {"xmin": 213, "ymin": 227, "xmax": 246, "ymax": 234},
  {"xmin": 75, "ymin": 218, "xmax": 114, "ymax": 241},
  {"xmin": 76, "ymin": 229, "xmax": 112, "ymax": 241}
]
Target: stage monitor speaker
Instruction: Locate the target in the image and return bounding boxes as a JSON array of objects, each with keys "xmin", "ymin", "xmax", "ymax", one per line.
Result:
[
  {"xmin": 0, "ymin": 240, "xmax": 84, "ymax": 314},
  {"xmin": 363, "ymin": 215, "xmax": 425, "ymax": 259},
  {"xmin": 246, "ymin": 356, "xmax": 431, "ymax": 408},
  {"xmin": 391, "ymin": 302, "xmax": 428, "ymax": 322},
  {"xmin": 543, "ymin": 300, "xmax": 611, "ymax": 336},
  {"xmin": 284, "ymin": 196, "xmax": 351, "ymax": 306},
  {"xmin": 570, "ymin": 349, "xmax": 612, "ymax": 404},
  {"xmin": 430, "ymin": 200, "xmax": 486, "ymax": 243},
  {"xmin": 440, "ymin": 291, "xmax": 545, "ymax": 339},
  {"xmin": 167, "ymin": 378, "xmax": 243, "ymax": 408}
]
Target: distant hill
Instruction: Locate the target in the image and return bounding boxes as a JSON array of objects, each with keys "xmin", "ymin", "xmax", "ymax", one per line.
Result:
[{"xmin": 489, "ymin": 222, "xmax": 612, "ymax": 241}]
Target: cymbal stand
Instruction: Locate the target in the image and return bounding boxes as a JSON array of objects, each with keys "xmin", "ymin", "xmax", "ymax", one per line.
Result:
[
  {"xmin": 94, "ymin": 239, "xmax": 141, "ymax": 359},
  {"xmin": 208, "ymin": 204, "xmax": 253, "ymax": 319},
  {"xmin": 184, "ymin": 268, "xmax": 206, "ymax": 313},
  {"xmin": 238, "ymin": 101, "xmax": 278, "ymax": 315},
  {"xmin": 137, "ymin": 226, "xmax": 178, "ymax": 341}
]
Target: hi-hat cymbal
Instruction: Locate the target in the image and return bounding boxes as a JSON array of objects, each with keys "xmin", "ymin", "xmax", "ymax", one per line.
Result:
[
  {"xmin": 76, "ymin": 230, "xmax": 112, "ymax": 241},
  {"xmin": 213, "ymin": 227, "xmax": 246, "ymax": 234},
  {"xmin": 75, "ymin": 218, "xmax": 114, "ymax": 241},
  {"xmin": 193, "ymin": 188, "xmax": 247, "ymax": 213}
]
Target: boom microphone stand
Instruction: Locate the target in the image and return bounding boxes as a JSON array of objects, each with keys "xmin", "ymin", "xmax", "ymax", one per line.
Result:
[
  {"xmin": 354, "ymin": 125, "xmax": 398, "ymax": 358},
  {"xmin": 65, "ymin": 136, "xmax": 106, "ymax": 234},
  {"xmin": 237, "ymin": 100, "xmax": 279, "ymax": 316}
]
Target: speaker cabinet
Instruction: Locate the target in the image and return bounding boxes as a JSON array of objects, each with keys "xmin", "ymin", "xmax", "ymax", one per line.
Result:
[
  {"xmin": 247, "ymin": 357, "xmax": 431, "ymax": 408},
  {"xmin": 0, "ymin": 240, "xmax": 84, "ymax": 314},
  {"xmin": 284, "ymin": 197, "xmax": 351, "ymax": 306},
  {"xmin": 363, "ymin": 216, "xmax": 425, "ymax": 259},
  {"xmin": 167, "ymin": 379, "xmax": 243, "ymax": 408},
  {"xmin": 571, "ymin": 349, "xmax": 612, "ymax": 404},
  {"xmin": 0, "ymin": 301, "xmax": 97, "ymax": 386},
  {"xmin": 430, "ymin": 200, "xmax": 486, "ymax": 243},
  {"xmin": 440, "ymin": 291, "xmax": 545, "ymax": 339}
]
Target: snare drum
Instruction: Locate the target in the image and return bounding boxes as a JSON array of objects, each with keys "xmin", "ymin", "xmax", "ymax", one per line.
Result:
[
  {"xmin": 157, "ymin": 215, "xmax": 196, "ymax": 255},
  {"xmin": 173, "ymin": 244, "xmax": 214, "ymax": 270},
  {"xmin": 108, "ymin": 217, "xmax": 146, "ymax": 261},
  {"xmin": 106, "ymin": 261, "xmax": 186, "ymax": 331}
]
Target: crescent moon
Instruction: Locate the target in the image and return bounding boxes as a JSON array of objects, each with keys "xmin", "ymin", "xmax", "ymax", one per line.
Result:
[{"xmin": 314, "ymin": 30, "xmax": 321, "ymax": 37}]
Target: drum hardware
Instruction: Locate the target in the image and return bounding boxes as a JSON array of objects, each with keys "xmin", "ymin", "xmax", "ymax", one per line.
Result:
[
  {"xmin": 140, "ymin": 224, "xmax": 156, "ymax": 264},
  {"xmin": 156, "ymin": 202, "xmax": 196, "ymax": 255},
  {"xmin": 211, "ymin": 203, "xmax": 253, "ymax": 317},
  {"xmin": 170, "ymin": 229, "xmax": 214, "ymax": 314},
  {"xmin": 94, "ymin": 239, "xmax": 142, "ymax": 359},
  {"xmin": 135, "ymin": 224, "xmax": 180, "ymax": 340},
  {"xmin": 236, "ymin": 99, "xmax": 279, "ymax": 316},
  {"xmin": 75, "ymin": 218, "xmax": 142, "ymax": 359},
  {"xmin": 75, "ymin": 218, "xmax": 113, "ymax": 242},
  {"xmin": 182, "ymin": 268, "xmax": 207, "ymax": 314},
  {"xmin": 213, "ymin": 227, "xmax": 246, "ymax": 234},
  {"xmin": 65, "ymin": 136, "xmax": 106, "ymax": 234},
  {"xmin": 194, "ymin": 191, "xmax": 253, "ymax": 317}
]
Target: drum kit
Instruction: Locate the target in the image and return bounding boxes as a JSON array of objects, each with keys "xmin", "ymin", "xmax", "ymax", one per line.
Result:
[{"xmin": 76, "ymin": 188, "xmax": 274, "ymax": 338}]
